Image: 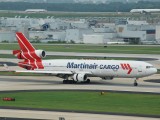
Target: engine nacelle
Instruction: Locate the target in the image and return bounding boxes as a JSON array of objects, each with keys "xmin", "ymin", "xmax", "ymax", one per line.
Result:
[
  {"xmin": 14, "ymin": 50, "xmax": 46, "ymax": 59},
  {"xmin": 35, "ymin": 50, "xmax": 46, "ymax": 58},
  {"xmin": 73, "ymin": 74, "xmax": 87, "ymax": 82}
]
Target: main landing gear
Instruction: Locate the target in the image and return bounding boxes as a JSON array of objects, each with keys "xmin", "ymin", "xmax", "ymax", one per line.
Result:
[
  {"xmin": 63, "ymin": 80, "xmax": 75, "ymax": 84},
  {"xmin": 62, "ymin": 75, "xmax": 75, "ymax": 84},
  {"xmin": 86, "ymin": 79, "xmax": 90, "ymax": 84},
  {"xmin": 134, "ymin": 78, "xmax": 138, "ymax": 86},
  {"xmin": 63, "ymin": 79, "xmax": 91, "ymax": 84}
]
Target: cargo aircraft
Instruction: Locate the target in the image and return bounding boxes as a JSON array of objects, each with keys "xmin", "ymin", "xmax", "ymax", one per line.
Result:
[{"xmin": 13, "ymin": 32, "xmax": 157, "ymax": 86}]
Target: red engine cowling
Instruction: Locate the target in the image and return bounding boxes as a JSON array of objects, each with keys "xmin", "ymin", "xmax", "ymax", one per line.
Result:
[{"xmin": 13, "ymin": 50, "xmax": 46, "ymax": 60}]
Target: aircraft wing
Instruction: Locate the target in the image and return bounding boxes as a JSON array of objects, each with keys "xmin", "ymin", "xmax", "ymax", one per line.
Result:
[{"xmin": 15, "ymin": 70, "xmax": 92, "ymax": 75}]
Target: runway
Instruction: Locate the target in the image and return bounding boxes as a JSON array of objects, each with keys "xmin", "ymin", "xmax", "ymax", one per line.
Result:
[{"xmin": 0, "ymin": 75, "xmax": 160, "ymax": 93}]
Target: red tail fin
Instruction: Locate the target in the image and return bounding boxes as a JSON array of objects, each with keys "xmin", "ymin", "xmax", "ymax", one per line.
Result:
[
  {"xmin": 16, "ymin": 32, "xmax": 35, "ymax": 52},
  {"xmin": 13, "ymin": 32, "xmax": 44, "ymax": 70}
]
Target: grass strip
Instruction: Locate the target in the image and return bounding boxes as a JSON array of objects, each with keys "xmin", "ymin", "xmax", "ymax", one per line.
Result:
[
  {"xmin": 0, "ymin": 54, "xmax": 136, "ymax": 60},
  {"xmin": 0, "ymin": 12, "xmax": 158, "ymax": 18},
  {"xmin": 0, "ymin": 44, "xmax": 160, "ymax": 54},
  {"xmin": 0, "ymin": 91, "xmax": 160, "ymax": 116}
]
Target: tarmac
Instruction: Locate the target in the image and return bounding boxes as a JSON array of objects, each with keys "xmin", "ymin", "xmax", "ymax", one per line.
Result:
[
  {"xmin": 0, "ymin": 75, "xmax": 160, "ymax": 120},
  {"xmin": 0, "ymin": 109, "xmax": 159, "ymax": 120}
]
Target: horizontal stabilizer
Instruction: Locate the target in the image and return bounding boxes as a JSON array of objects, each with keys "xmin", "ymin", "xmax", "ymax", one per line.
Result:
[{"xmin": 13, "ymin": 50, "xmax": 21, "ymax": 56}]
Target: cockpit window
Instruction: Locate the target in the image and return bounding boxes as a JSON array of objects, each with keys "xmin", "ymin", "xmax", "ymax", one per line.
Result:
[{"xmin": 146, "ymin": 66, "xmax": 154, "ymax": 69}]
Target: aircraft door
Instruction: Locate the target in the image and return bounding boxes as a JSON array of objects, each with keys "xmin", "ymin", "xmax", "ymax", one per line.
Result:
[
  {"xmin": 138, "ymin": 66, "xmax": 142, "ymax": 72},
  {"xmin": 136, "ymin": 66, "xmax": 143, "ymax": 76}
]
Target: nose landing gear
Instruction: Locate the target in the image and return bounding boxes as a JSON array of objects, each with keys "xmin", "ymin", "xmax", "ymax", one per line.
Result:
[{"xmin": 134, "ymin": 78, "xmax": 138, "ymax": 86}]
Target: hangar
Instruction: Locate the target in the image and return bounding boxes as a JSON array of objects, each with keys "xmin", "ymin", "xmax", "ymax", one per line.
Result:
[{"xmin": 25, "ymin": 9, "xmax": 47, "ymax": 13}]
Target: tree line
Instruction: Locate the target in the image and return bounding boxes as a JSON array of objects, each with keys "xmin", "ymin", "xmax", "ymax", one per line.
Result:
[{"xmin": 0, "ymin": 1, "xmax": 160, "ymax": 12}]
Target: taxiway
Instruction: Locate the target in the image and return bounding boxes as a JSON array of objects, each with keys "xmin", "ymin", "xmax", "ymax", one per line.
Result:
[
  {"xmin": 0, "ymin": 75, "xmax": 160, "ymax": 93},
  {"xmin": 0, "ymin": 75, "xmax": 160, "ymax": 120}
]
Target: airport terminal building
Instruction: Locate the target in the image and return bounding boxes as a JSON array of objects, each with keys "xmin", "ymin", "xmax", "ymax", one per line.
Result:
[{"xmin": 0, "ymin": 17, "xmax": 159, "ymax": 44}]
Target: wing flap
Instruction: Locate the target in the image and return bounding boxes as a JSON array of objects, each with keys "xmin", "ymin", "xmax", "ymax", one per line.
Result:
[
  {"xmin": 15, "ymin": 70, "xmax": 92, "ymax": 75},
  {"xmin": 16, "ymin": 70, "xmax": 73, "ymax": 75}
]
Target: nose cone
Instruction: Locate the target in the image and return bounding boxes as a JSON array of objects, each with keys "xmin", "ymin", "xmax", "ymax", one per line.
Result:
[
  {"xmin": 153, "ymin": 68, "xmax": 158, "ymax": 74},
  {"xmin": 147, "ymin": 68, "xmax": 157, "ymax": 76},
  {"xmin": 149, "ymin": 68, "xmax": 157, "ymax": 75}
]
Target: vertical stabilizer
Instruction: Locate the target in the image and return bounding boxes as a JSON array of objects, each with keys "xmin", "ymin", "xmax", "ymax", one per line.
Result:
[
  {"xmin": 16, "ymin": 32, "xmax": 35, "ymax": 52},
  {"xmin": 13, "ymin": 32, "xmax": 45, "ymax": 70}
]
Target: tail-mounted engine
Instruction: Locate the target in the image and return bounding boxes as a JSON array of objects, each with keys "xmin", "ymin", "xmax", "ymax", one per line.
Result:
[
  {"xmin": 35, "ymin": 50, "xmax": 46, "ymax": 58},
  {"xmin": 13, "ymin": 49, "xmax": 46, "ymax": 60}
]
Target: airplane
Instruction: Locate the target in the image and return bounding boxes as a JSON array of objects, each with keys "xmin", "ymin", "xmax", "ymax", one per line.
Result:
[
  {"xmin": 13, "ymin": 32, "xmax": 157, "ymax": 86},
  {"xmin": 130, "ymin": 9, "xmax": 160, "ymax": 14}
]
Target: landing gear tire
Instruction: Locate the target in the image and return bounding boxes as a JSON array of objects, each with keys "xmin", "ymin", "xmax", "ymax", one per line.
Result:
[
  {"xmin": 63, "ymin": 80, "xmax": 67, "ymax": 84},
  {"xmin": 86, "ymin": 79, "xmax": 90, "ymax": 83},
  {"xmin": 69, "ymin": 80, "xmax": 74, "ymax": 84},
  {"xmin": 63, "ymin": 80, "xmax": 75, "ymax": 84},
  {"xmin": 134, "ymin": 79, "xmax": 138, "ymax": 86},
  {"xmin": 134, "ymin": 82, "xmax": 138, "ymax": 86}
]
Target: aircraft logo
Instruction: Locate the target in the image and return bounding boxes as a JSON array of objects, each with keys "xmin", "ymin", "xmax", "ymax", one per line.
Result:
[{"xmin": 120, "ymin": 63, "xmax": 132, "ymax": 74}]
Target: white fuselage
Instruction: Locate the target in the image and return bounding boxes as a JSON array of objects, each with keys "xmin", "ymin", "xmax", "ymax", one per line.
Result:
[{"xmin": 42, "ymin": 59, "xmax": 157, "ymax": 78}]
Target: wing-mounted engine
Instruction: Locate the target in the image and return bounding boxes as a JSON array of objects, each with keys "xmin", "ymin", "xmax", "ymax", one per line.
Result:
[
  {"xmin": 13, "ymin": 49, "xmax": 46, "ymax": 59},
  {"xmin": 72, "ymin": 73, "xmax": 87, "ymax": 82}
]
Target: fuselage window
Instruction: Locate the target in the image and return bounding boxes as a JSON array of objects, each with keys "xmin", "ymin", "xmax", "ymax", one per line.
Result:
[{"xmin": 146, "ymin": 66, "xmax": 153, "ymax": 69}]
